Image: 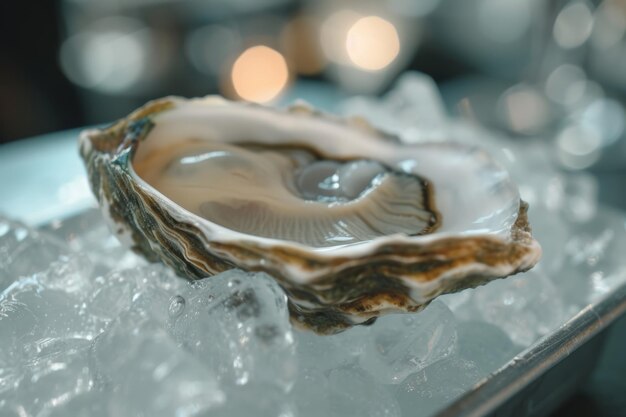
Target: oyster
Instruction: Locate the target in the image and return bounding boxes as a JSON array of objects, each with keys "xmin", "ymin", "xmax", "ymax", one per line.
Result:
[{"xmin": 79, "ymin": 96, "xmax": 541, "ymax": 333}]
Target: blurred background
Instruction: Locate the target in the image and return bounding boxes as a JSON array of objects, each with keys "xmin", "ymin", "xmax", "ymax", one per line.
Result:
[
  {"xmin": 2, "ymin": 0, "xmax": 625, "ymax": 206},
  {"xmin": 2, "ymin": 0, "xmax": 626, "ymax": 190},
  {"xmin": 1, "ymin": 0, "xmax": 626, "ymax": 415}
]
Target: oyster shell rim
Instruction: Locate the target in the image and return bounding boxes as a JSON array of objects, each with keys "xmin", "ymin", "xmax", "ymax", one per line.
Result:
[{"xmin": 79, "ymin": 95, "xmax": 542, "ymax": 333}]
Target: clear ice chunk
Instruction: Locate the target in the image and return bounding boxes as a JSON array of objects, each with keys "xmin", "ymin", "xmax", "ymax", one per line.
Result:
[
  {"xmin": 0, "ymin": 401, "xmax": 24, "ymax": 417},
  {"xmin": 456, "ymin": 320, "xmax": 521, "ymax": 373},
  {"xmin": 562, "ymin": 173, "xmax": 598, "ymax": 222},
  {"xmin": 38, "ymin": 254, "xmax": 95, "ymax": 297},
  {"xmin": 295, "ymin": 324, "xmax": 370, "ymax": 372},
  {"xmin": 43, "ymin": 391, "xmax": 110, "ymax": 417},
  {"xmin": 168, "ymin": 270, "xmax": 297, "ymax": 392},
  {"xmin": 472, "ymin": 269, "xmax": 566, "ymax": 346},
  {"xmin": 0, "ymin": 270, "xmax": 101, "ymax": 410},
  {"xmin": 290, "ymin": 367, "xmax": 330, "ymax": 417},
  {"xmin": 15, "ymin": 341, "xmax": 94, "ymax": 417},
  {"xmin": 88, "ymin": 264, "xmax": 185, "ymax": 325},
  {"xmin": 0, "ymin": 216, "xmax": 68, "ymax": 291},
  {"xmin": 341, "ymin": 72, "xmax": 449, "ymax": 143},
  {"xmin": 395, "ymin": 357, "xmax": 483, "ymax": 417},
  {"xmin": 44, "ymin": 208, "xmax": 143, "ymax": 272},
  {"xmin": 327, "ymin": 367, "xmax": 401, "ymax": 417},
  {"xmin": 293, "ymin": 366, "xmax": 401, "ymax": 417},
  {"xmin": 209, "ymin": 384, "xmax": 295, "ymax": 417},
  {"xmin": 0, "ymin": 275, "xmax": 101, "ymax": 354},
  {"xmin": 93, "ymin": 310, "xmax": 224, "ymax": 417},
  {"xmin": 359, "ymin": 301, "xmax": 457, "ymax": 384},
  {"xmin": 557, "ymin": 212, "xmax": 626, "ymax": 304},
  {"xmin": 528, "ymin": 205, "xmax": 570, "ymax": 275}
]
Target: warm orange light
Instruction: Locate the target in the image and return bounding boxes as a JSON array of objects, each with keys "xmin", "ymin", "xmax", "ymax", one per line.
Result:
[
  {"xmin": 346, "ymin": 16, "xmax": 400, "ymax": 71},
  {"xmin": 231, "ymin": 45, "xmax": 289, "ymax": 103}
]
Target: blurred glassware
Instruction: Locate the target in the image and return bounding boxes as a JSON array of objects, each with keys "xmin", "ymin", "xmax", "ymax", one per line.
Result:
[{"xmin": 60, "ymin": 16, "xmax": 157, "ymax": 95}]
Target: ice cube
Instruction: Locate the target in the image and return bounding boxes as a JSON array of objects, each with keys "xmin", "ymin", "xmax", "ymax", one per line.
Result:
[
  {"xmin": 0, "ymin": 401, "xmax": 23, "ymax": 417},
  {"xmin": 0, "ymin": 254, "xmax": 97, "ymax": 396},
  {"xmin": 129, "ymin": 268, "xmax": 184, "ymax": 324},
  {"xmin": 210, "ymin": 384, "xmax": 295, "ymax": 417},
  {"xmin": 36, "ymin": 254, "xmax": 95, "ymax": 300},
  {"xmin": 0, "ymin": 348, "xmax": 21, "ymax": 395},
  {"xmin": 456, "ymin": 320, "xmax": 521, "ymax": 373},
  {"xmin": 88, "ymin": 270, "xmax": 138, "ymax": 322},
  {"xmin": 327, "ymin": 367, "xmax": 401, "ymax": 417},
  {"xmin": 295, "ymin": 324, "xmax": 370, "ymax": 372},
  {"xmin": 359, "ymin": 301, "xmax": 457, "ymax": 384},
  {"xmin": 290, "ymin": 367, "xmax": 331, "ymax": 417},
  {"xmin": 15, "ymin": 340, "xmax": 94, "ymax": 417},
  {"xmin": 472, "ymin": 269, "xmax": 566, "ymax": 346},
  {"xmin": 557, "ymin": 210, "xmax": 626, "ymax": 304},
  {"xmin": 0, "ymin": 217, "xmax": 68, "ymax": 291},
  {"xmin": 43, "ymin": 391, "xmax": 110, "ymax": 417},
  {"xmin": 395, "ymin": 357, "xmax": 482, "ymax": 417},
  {"xmin": 168, "ymin": 270, "xmax": 297, "ymax": 391},
  {"xmin": 291, "ymin": 366, "xmax": 400, "ymax": 417},
  {"xmin": 562, "ymin": 173, "xmax": 598, "ymax": 222},
  {"xmin": 529, "ymin": 206, "xmax": 570, "ymax": 275},
  {"xmin": 341, "ymin": 72, "xmax": 449, "ymax": 144},
  {"xmin": 93, "ymin": 310, "xmax": 224, "ymax": 417},
  {"xmin": 291, "ymin": 327, "xmax": 372, "ymax": 415},
  {"xmin": 88, "ymin": 264, "xmax": 184, "ymax": 324},
  {"xmin": 0, "ymin": 275, "xmax": 101, "ymax": 353},
  {"xmin": 0, "ymin": 276, "xmax": 102, "ymax": 413},
  {"xmin": 44, "ymin": 209, "xmax": 143, "ymax": 272}
]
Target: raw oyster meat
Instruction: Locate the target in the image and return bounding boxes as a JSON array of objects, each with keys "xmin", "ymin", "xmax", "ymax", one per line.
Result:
[{"xmin": 79, "ymin": 96, "xmax": 541, "ymax": 333}]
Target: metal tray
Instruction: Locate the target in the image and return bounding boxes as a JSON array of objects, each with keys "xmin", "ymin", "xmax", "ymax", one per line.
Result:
[
  {"xmin": 2, "ymin": 129, "xmax": 625, "ymax": 417},
  {"xmin": 440, "ymin": 278, "xmax": 626, "ymax": 417}
]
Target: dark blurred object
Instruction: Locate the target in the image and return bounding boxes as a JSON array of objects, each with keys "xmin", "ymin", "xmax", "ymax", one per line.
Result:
[{"xmin": 0, "ymin": 1, "xmax": 84, "ymax": 144}]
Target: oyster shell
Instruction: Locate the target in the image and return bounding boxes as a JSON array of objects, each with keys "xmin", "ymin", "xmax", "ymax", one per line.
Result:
[{"xmin": 79, "ymin": 96, "xmax": 541, "ymax": 333}]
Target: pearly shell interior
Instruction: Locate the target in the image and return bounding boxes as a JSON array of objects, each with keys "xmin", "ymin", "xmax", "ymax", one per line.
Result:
[
  {"xmin": 131, "ymin": 100, "xmax": 520, "ymax": 251},
  {"xmin": 134, "ymin": 140, "xmax": 438, "ymax": 247}
]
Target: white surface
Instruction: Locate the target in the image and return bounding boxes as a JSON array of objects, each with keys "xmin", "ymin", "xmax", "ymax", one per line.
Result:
[{"xmin": 0, "ymin": 129, "xmax": 96, "ymax": 225}]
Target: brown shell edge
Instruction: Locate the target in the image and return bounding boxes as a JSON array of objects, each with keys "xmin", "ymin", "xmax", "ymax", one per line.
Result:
[{"xmin": 79, "ymin": 97, "xmax": 542, "ymax": 334}]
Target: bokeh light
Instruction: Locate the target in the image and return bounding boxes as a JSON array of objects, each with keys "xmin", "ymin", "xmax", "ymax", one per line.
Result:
[
  {"xmin": 500, "ymin": 85, "xmax": 550, "ymax": 135},
  {"xmin": 580, "ymin": 98, "xmax": 626, "ymax": 146},
  {"xmin": 59, "ymin": 17, "xmax": 152, "ymax": 94},
  {"xmin": 553, "ymin": 1, "xmax": 594, "ymax": 49},
  {"xmin": 230, "ymin": 45, "xmax": 290, "ymax": 103},
  {"xmin": 346, "ymin": 16, "xmax": 400, "ymax": 71},
  {"xmin": 557, "ymin": 124, "xmax": 602, "ymax": 169},
  {"xmin": 545, "ymin": 64, "xmax": 587, "ymax": 106}
]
